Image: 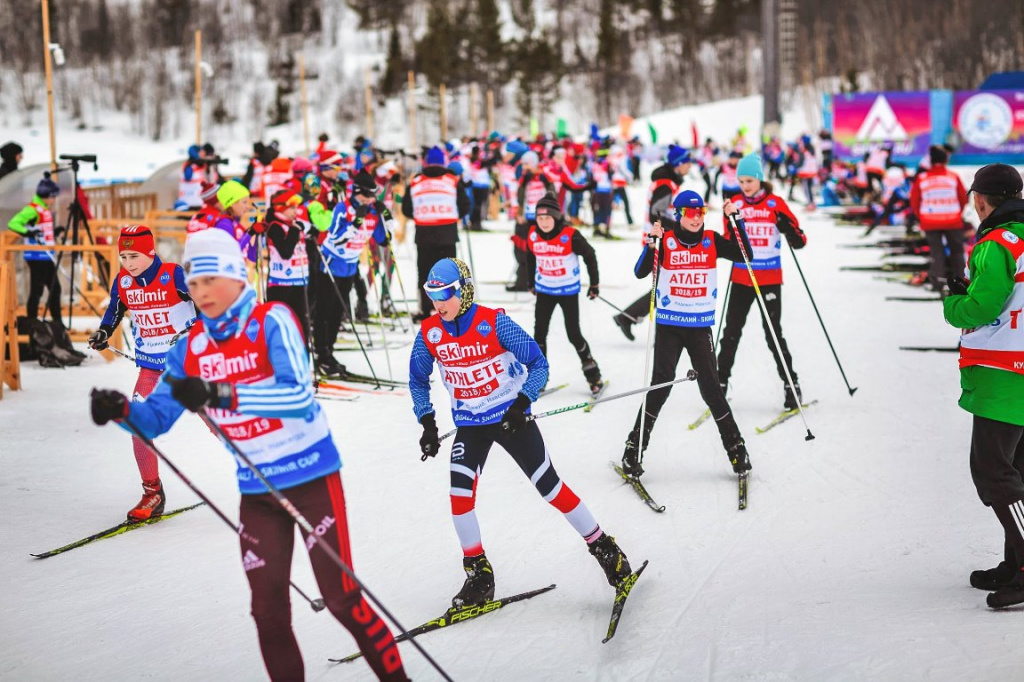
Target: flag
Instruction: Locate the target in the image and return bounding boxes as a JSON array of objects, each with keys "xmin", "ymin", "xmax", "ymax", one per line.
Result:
[
  {"xmin": 529, "ymin": 117, "xmax": 539, "ymax": 138},
  {"xmin": 557, "ymin": 118, "xmax": 568, "ymax": 138},
  {"xmin": 618, "ymin": 114, "xmax": 634, "ymax": 140},
  {"xmin": 691, "ymin": 120, "xmax": 699, "ymax": 148},
  {"xmin": 647, "ymin": 121, "xmax": 658, "ymax": 144}
]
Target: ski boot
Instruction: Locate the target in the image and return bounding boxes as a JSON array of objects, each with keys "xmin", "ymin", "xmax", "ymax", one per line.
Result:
[
  {"xmin": 127, "ymin": 479, "xmax": 165, "ymax": 522},
  {"xmin": 355, "ymin": 299, "xmax": 370, "ymax": 324},
  {"xmin": 612, "ymin": 314, "xmax": 635, "ymax": 342},
  {"xmin": 783, "ymin": 381, "xmax": 802, "ymax": 411},
  {"xmin": 583, "ymin": 361, "xmax": 604, "ymax": 397},
  {"xmin": 452, "ymin": 554, "xmax": 495, "ymax": 609},
  {"xmin": 588, "ymin": 533, "xmax": 632, "ymax": 587},
  {"xmin": 987, "ymin": 568, "xmax": 1024, "ymax": 608},
  {"xmin": 317, "ymin": 355, "xmax": 348, "ymax": 378},
  {"xmin": 726, "ymin": 439, "xmax": 752, "ymax": 474},
  {"xmin": 621, "ymin": 423, "xmax": 652, "ymax": 478},
  {"xmin": 380, "ymin": 294, "xmax": 397, "ymax": 317},
  {"xmin": 971, "ymin": 545, "xmax": 1019, "ymax": 591}
]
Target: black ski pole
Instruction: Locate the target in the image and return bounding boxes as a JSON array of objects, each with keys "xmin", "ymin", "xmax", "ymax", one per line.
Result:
[
  {"xmin": 313, "ymin": 242, "xmax": 382, "ymax": 389},
  {"xmin": 197, "ymin": 411, "xmax": 453, "ymax": 682},
  {"xmin": 114, "ymin": 411, "xmax": 326, "ymax": 613},
  {"xmin": 595, "ymin": 294, "xmax": 639, "ymax": 323},
  {"xmin": 785, "ymin": 240, "xmax": 858, "ymax": 396}
]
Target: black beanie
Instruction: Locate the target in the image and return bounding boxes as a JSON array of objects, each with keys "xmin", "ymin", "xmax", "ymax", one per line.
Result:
[
  {"xmin": 535, "ymin": 192, "xmax": 561, "ymax": 220},
  {"xmin": 353, "ymin": 169, "xmax": 377, "ymax": 196},
  {"xmin": 1, "ymin": 141, "xmax": 23, "ymax": 163},
  {"xmin": 929, "ymin": 145, "xmax": 948, "ymax": 166}
]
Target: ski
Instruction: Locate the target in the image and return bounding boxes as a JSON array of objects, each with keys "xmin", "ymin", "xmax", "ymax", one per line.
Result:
[
  {"xmin": 315, "ymin": 392, "xmax": 360, "ymax": 402},
  {"xmin": 839, "ymin": 263, "xmax": 927, "ymax": 273},
  {"xmin": 899, "ymin": 345, "xmax": 959, "ymax": 353},
  {"xmin": 583, "ymin": 380, "xmax": 611, "ymax": 412},
  {"xmin": 610, "ymin": 462, "xmax": 665, "ymax": 513},
  {"xmin": 315, "ymin": 379, "xmax": 406, "ymax": 396},
  {"xmin": 328, "ymin": 584, "xmax": 557, "ymax": 664},
  {"xmin": 538, "ymin": 382, "xmax": 569, "ymax": 399},
  {"xmin": 738, "ymin": 473, "xmax": 748, "ymax": 510},
  {"xmin": 755, "ymin": 400, "xmax": 819, "ymax": 435},
  {"xmin": 603, "ymin": 559, "xmax": 649, "ymax": 643},
  {"xmin": 688, "ymin": 407, "xmax": 712, "ymax": 430},
  {"xmin": 317, "ymin": 371, "xmax": 405, "ymax": 388},
  {"xmin": 333, "ymin": 340, "xmax": 410, "ymax": 352},
  {"xmin": 31, "ymin": 502, "xmax": 205, "ymax": 559},
  {"xmin": 885, "ymin": 296, "xmax": 941, "ymax": 302}
]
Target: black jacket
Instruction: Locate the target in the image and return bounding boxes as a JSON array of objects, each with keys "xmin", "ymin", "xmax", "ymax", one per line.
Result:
[{"xmin": 401, "ymin": 166, "xmax": 470, "ymax": 245}]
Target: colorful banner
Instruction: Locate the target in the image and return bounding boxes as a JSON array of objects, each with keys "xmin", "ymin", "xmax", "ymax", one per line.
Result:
[
  {"xmin": 954, "ymin": 90, "xmax": 1024, "ymax": 155},
  {"xmin": 832, "ymin": 92, "xmax": 932, "ymax": 160}
]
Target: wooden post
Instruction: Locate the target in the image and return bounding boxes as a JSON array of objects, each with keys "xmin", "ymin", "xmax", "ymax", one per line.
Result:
[
  {"xmin": 0, "ymin": 261, "xmax": 22, "ymax": 396},
  {"xmin": 486, "ymin": 89, "xmax": 495, "ymax": 135},
  {"xmin": 439, "ymin": 84, "xmax": 448, "ymax": 141},
  {"xmin": 194, "ymin": 30, "xmax": 202, "ymax": 146},
  {"xmin": 470, "ymin": 83, "xmax": 479, "ymax": 137},
  {"xmin": 364, "ymin": 66, "xmax": 375, "ymax": 140},
  {"xmin": 407, "ymin": 71, "xmax": 417, "ymax": 150},
  {"xmin": 299, "ymin": 54, "xmax": 311, "ymax": 155},
  {"xmin": 41, "ymin": 0, "xmax": 57, "ymax": 171}
]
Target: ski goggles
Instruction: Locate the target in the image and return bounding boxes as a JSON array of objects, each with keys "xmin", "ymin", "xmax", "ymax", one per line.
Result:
[
  {"xmin": 676, "ymin": 206, "xmax": 708, "ymax": 220},
  {"xmin": 423, "ymin": 278, "xmax": 466, "ymax": 302}
]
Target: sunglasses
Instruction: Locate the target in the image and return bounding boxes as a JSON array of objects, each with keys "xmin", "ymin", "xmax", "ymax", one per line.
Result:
[{"xmin": 677, "ymin": 206, "xmax": 708, "ymax": 219}]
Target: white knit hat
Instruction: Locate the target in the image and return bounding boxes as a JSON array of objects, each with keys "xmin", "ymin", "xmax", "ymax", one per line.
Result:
[{"xmin": 182, "ymin": 229, "xmax": 248, "ymax": 283}]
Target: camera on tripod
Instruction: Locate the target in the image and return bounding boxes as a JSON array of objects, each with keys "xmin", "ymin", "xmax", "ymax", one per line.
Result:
[
  {"xmin": 196, "ymin": 156, "xmax": 230, "ymax": 167},
  {"xmin": 58, "ymin": 153, "xmax": 99, "ymax": 171}
]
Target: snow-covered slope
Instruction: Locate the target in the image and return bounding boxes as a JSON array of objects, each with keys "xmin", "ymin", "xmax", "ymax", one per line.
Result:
[{"xmin": 1, "ymin": 190, "xmax": 1013, "ymax": 681}]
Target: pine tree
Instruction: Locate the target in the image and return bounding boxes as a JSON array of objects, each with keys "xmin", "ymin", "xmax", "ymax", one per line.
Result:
[
  {"xmin": 471, "ymin": 0, "xmax": 505, "ymax": 89},
  {"xmin": 381, "ymin": 22, "xmax": 405, "ymax": 97},
  {"xmin": 415, "ymin": 0, "xmax": 455, "ymax": 90}
]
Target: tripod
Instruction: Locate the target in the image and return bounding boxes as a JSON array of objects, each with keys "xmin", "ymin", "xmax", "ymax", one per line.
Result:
[{"xmin": 49, "ymin": 154, "xmax": 103, "ymax": 331}]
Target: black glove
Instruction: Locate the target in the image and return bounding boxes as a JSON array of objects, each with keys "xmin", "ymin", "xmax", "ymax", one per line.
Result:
[
  {"xmin": 500, "ymin": 393, "xmax": 532, "ymax": 435},
  {"xmin": 777, "ymin": 214, "xmax": 806, "ymax": 249},
  {"xmin": 88, "ymin": 326, "xmax": 113, "ymax": 351},
  {"xmin": 23, "ymin": 227, "xmax": 42, "ymax": 240},
  {"xmin": 587, "ymin": 284, "xmax": 600, "ymax": 300},
  {"xmin": 296, "ymin": 219, "xmax": 316, "ymax": 236},
  {"xmin": 167, "ymin": 376, "xmax": 236, "ymax": 413},
  {"xmin": 53, "ymin": 225, "xmax": 66, "ymax": 240},
  {"xmin": 419, "ymin": 413, "xmax": 440, "ymax": 460},
  {"xmin": 90, "ymin": 388, "xmax": 129, "ymax": 426},
  {"xmin": 947, "ymin": 276, "xmax": 969, "ymax": 296}
]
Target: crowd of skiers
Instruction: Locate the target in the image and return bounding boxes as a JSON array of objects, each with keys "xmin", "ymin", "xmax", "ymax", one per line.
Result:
[{"xmin": 5, "ymin": 120, "xmax": 1022, "ymax": 680}]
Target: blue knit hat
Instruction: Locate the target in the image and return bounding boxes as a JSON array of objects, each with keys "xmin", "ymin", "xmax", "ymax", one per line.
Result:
[
  {"xmin": 36, "ymin": 173, "xmax": 60, "ymax": 199},
  {"xmin": 672, "ymin": 190, "xmax": 706, "ymax": 215},
  {"xmin": 736, "ymin": 153, "xmax": 764, "ymax": 181},
  {"xmin": 667, "ymin": 145, "xmax": 691, "ymax": 167},
  {"xmin": 425, "ymin": 146, "xmax": 446, "ymax": 166}
]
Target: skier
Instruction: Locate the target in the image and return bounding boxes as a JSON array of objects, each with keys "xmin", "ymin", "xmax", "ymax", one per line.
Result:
[
  {"xmin": 621, "ymin": 191, "xmax": 753, "ymax": 479},
  {"xmin": 89, "ymin": 229, "xmax": 409, "ymax": 681},
  {"xmin": 715, "ymin": 151, "xmax": 742, "ymax": 201},
  {"xmin": 402, "ymin": 146, "xmax": 469, "ymax": 321},
  {"xmin": 186, "ymin": 182, "xmax": 223, "ymax": 235},
  {"xmin": 613, "ymin": 145, "xmax": 692, "ymax": 341},
  {"xmin": 88, "ymin": 225, "xmax": 196, "ymax": 520},
  {"xmin": 526, "ymin": 193, "xmax": 604, "ymax": 395},
  {"xmin": 910, "ymin": 146, "xmax": 969, "ymax": 292},
  {"xmin": 264, "ymin": 189, "xmax": 312, "ymax": 341},
  {"xmin": 6, "ymin": 173, "xmax": 63, "ymax": 324},
  {"xmin": 942, "ymin": 164, "xmax": 1024, "ymax": 609},
  {"xmin": 715, "ymin": 154, "xmax": 807, "ymax": 410},
  {"xmin": 410, "ymin": 257, "xmax": 633, "ymax": 606},
  {"xmin": 512, "ymin": 151, "xmax": 554, "ymax": 288}
]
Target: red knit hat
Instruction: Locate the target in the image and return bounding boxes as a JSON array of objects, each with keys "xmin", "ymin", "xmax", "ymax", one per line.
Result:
[
  {"xmin": 271, "ymin": 189, "xmax": 302, "ymax": 209},
  {"xmin": 200, "ymin": 181, "xmax": 220, "ymax": 205},
  {"xmin": 118, "ymin": 224, "xmax": 156, "ymax": 256}
]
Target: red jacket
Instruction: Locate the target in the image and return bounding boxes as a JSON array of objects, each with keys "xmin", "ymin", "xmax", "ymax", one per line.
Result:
[{"xmin": 910, "ymin": 165, "xmax": 967, "ymax": 230}]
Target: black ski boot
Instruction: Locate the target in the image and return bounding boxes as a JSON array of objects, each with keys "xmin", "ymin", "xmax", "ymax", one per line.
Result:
[
  {"xmin": 583, "ymin": 361, "xmax": 604, "ymax": 397},
  {"xmin": 726, "ymin": 438, "xmax": 752, "ymax": 474},
  {"xmin": 972, "ymin": 542, "xmax": 1019, "ymax": 590},
  {"xmin": 589, "ymin": 533, "xmax": 632, "ymax": 587},
  {"xmin": 452, "ymin": 554, "xmax": 495, "ymax": 609},
  {"xmin": 783, "ymin": 380, "xmax": 802, "ymax": 411},
  {"xmin": 355, "ymin": 299, "xmax": 370, "ymax": 324},
  {"xmin": 987, "ymin": 568, "xmax": 1024, "ymax": 608},
  {"xmin": 317, "ymin": 355, "xmax": 348, "ymax": 378},
  {"xmin": 613, "ymin": 314, "xmax": 635, "ymax": 342}
]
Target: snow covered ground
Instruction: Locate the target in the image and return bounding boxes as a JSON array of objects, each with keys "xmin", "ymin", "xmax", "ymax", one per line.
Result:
[{"xmin": 2, "ymin": 183, "xmax": 1016, "ymax": 681}]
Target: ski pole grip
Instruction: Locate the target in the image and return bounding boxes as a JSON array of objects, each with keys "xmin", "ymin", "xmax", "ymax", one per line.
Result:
[{"xmin": 686, "ymin": 369, "xmax": 697, "ymax": 381}]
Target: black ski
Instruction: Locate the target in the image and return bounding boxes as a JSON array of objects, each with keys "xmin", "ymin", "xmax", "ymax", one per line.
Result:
[
  {"xmin": 316, "ymin": 371, "xmax": 405, "ymax": 388},
  {"xmin": 610, "ymin": 462, "xmax": 665, "ymax": 513},
  {"xmin": 31, "ymin": 503, "xmax": 205, "ymax": 559},
  {"xmin": 329, "ymin": 584, "xmax": 557, "ymax": 664},
  {"xmin": 840, "ymin": 263, "xmax": 927, "ymax": 273},
  {"xmin": 899, "ymin": 345, "xmax": 959, "ymax": 353},
  {"xmin": 603, "ymin": 559, "xmax": 649, "ymax": 643},
  {"xmin": 885, "ymin": 296, "xmax": 941, "ymax": 302},
  {"xmin": 738, "ymin": 473, "xmax": 748, "ymax": 510}
]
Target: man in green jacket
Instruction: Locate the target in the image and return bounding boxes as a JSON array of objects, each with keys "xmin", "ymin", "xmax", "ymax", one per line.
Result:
[{"xmin": 943, "ymin": 163, "xmax": 1024, "ymax": 608}]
